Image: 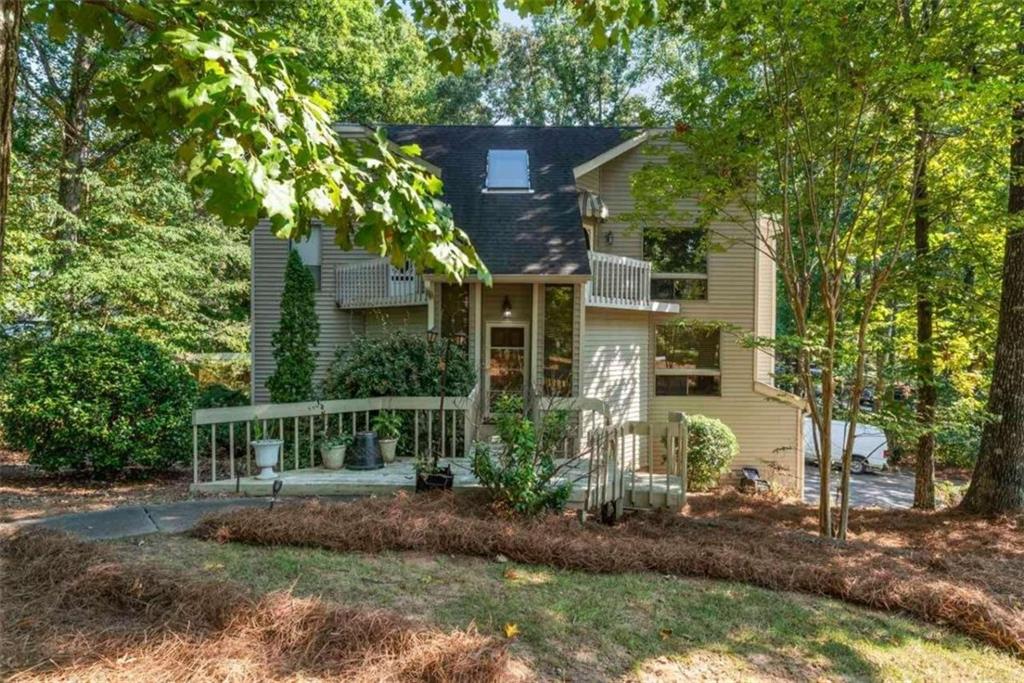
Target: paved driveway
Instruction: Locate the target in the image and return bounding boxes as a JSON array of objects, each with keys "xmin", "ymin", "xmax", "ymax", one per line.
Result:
[{"xmin": 803, "ymin": 464, "xmax": 916, "ymax": 509}]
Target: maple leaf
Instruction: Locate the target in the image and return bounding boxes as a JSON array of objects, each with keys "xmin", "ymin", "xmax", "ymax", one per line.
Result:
[{"xmin": 504, "ymin": 622, "xmax": 520, "ymax": 639}]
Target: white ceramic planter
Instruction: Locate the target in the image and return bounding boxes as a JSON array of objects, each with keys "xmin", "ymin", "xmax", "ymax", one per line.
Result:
[
  {"xmin": 252, "ymin": 439, "xmax": 283, "ymax": 480},
  {"xmin": 379, "ymin": 438, "xmax": 398, "ymax": 463},
  {"xmin": 322, "ymin": 444, "xmax": 346, "ymax": 470}
]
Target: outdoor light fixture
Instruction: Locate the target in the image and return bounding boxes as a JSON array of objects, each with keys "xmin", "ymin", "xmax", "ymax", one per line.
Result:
[
  {"xmin": 426, "ymin": 327, "xmax": 439, "ymax": 344},
  {"xmin": 604, "ymin": 230, "xmax": 614, "ymax": 246},
  {"xmin": 501, "ymin": 295, "xmax": 513, "ymax": 318},
  {"xmin": 452, "ymin": 331, "xmax": 468, "ymax": 347}
]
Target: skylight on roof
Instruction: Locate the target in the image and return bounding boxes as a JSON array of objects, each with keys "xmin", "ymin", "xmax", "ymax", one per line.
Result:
[{"xmin": 486, "ymin": 149, "xmax": 530, "ymax": 190}]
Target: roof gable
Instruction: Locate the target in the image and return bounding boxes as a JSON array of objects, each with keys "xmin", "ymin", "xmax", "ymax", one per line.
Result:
[{"xmin": 385, "ymin": 125, "xmax": 637, "ymax": 276}]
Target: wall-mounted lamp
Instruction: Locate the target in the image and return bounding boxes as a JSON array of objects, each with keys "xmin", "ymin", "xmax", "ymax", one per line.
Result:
[
  {"xmin": 501, "ymin": 295, "xmax": 513, "ymax": 319},
  {"xmin": 604, "ymin": 230, "xmax": 614, "ymax": 246}
]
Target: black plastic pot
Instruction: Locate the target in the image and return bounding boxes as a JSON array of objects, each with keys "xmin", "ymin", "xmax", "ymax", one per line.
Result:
[
  {"xmin": 347, "ymin": 431, "xmax": 384, "ymax": 470},
  {"xmin": 416, "ymin": 465, "xmax": 454, "ymax": 492}
]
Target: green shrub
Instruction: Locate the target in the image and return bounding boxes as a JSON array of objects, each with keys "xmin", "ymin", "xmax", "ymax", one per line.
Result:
[
  {"xmin": 197, "ymin": 383, "xmax": 249, "ymax": 409},
  {"xmin": 322, "ymin": 331, "xmax": 474, "ymax": 399},
  {"xmin": 322, "ymin": 331, "xmax": 475, "ymax": 458},
  {"xmin": 935, "ymin": 399, "xmax": 986, "ymax": 470},
  {"xmin": 267, "ymin": 250, "xmax": 319, "ymax": 403},
  {"xmin": 685, "ymin": 415, "xmax": 738, "ymax": 491},
  {"xmin": 0, "ymin": 330, "xmax": 197, "ymax": 474},
  {"xmin": 471, "ymin": 395, "xmax": 572, "ymax": 515}
]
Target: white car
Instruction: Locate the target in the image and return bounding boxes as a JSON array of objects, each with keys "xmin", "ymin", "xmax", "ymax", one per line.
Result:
[{"xmin": 804, "ymin": 417, "xmax": 889, "ymax": 474}]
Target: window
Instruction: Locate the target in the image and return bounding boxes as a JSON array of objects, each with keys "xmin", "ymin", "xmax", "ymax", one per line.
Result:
[
  {"xmin": 644, "ymin": 228, "xmax": 708, "ymax": 301},
  {"xmin": 543, "ymin": 285, "xmax": 574, "ymax": 396},
  {"xmin": 440, "ymin": 283, "xmax": 469, "ymax": 345},
  {"xmin": 290, "ymin": 226, "xmax": 321, "ymax": 290},
  {"xmin": 654, "ymin": 325, "xmax": 721, "ymax": 396},
  {"xmin": 486, "ymin": 149, "xmax": 530, "ymax": 190}
]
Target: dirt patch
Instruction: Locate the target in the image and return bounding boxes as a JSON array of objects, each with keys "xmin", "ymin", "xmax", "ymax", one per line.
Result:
[
  {"xmin": 192, "ymin": 491, "xmax": 1024, "ymax": 655},
  {"xmin": 0, "ymin": 449, "xmax": 193, "ymax": 523},
  {"xmin": 1, "ymin": 529, "xmax": 513, "ymax": 681}
]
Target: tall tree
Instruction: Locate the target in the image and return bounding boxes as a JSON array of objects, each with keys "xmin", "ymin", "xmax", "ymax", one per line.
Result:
[
  {"xmin": 0, "ymin": 0, "xmax": 22, "ymax": 277},
  {"xmin": 630, "ymin": 0, "xmax": 1020, "ymax": 537},
  {"xmin": 486, "ymin": 9, "xmax": 671, "ymax": 125},
  {"xmin": 267, "ymin": 250, "xmax": 319, "ymax": 403},
  {"xmin": 0, "ymin": 0, "xmax": 488, "ymax": 281},
  {"xmin": 961, "ymin": 16, "xmax": 1024, "ymax": 514}
]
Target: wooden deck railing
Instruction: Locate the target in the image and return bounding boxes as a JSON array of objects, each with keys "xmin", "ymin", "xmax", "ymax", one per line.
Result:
[
  {"xmin": 191, "ymin": 387, "xmax": 479, "ymax": 486},
  {"xmin": 582, "ymin": 412, "xmax": 688, "ymax": 517},
  {"xmin": 335, "ymin": 259, "xmax": 427, "ymax": 309},
  {"xmin": 584, "ymin": 250, "xmax": 652, "ymax": 309}
]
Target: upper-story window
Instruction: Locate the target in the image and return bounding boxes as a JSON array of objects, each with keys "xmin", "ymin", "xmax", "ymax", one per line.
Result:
[
  {"xmin": 654, "ymin": 325, "xmax": 721, "ymax": 396},
  {"xmin": 290, "ymin": 226, "xmax": 321, "ymax": 290},
  {"xmin": 486, "ymin": 149, "xmax": 530, "ymax": 190},
  {"xmin": 644, "ymin": 227, "xmax": 708, "ymax": 301}
]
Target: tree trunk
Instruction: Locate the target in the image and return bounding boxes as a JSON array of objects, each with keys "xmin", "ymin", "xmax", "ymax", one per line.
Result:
[
  {"xmin": 960, "ymin": 48, "xmax": 1024, "ymax": 514},
  {"xmin": 56, "ymin": 35, "xmax": 94, "ymax": 236},
  {"xmin": 913, "ymin": 105, "xmax": 936, "ymax": 509},
  {"xmin": 0, "ymin": 0, "xmax": 23, "ymax": 278}
]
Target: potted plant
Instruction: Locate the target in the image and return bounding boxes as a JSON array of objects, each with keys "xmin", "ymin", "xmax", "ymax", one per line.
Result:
[
  {"xmin": 321, "ymin": 432, "xmax": 353, "ymax": 470},
  {"xmin": 251, "ymin": 424, "xmax": 283, "ymax": 480},
  {"xmin": 371, "ymin": 411, "xmax": 402, "ymax": 463},
  {"xmin": 415, "ymin": 455, "xmax": 454, "ymax": 492}
]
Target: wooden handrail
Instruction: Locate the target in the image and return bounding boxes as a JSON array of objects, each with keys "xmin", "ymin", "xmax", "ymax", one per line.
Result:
[{"xmin": 194, "ymin": 395, "xmax": 473, "ymax": 426}]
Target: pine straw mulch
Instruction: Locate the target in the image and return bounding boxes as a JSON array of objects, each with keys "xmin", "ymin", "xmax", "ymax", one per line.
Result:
[
  {"xmin": 0, "ymin": 529, "xmax": 511, "ymax": 682},
  {"xmin": 192, "ymin": 491, "xmax": 1024, "ymax": 657}
]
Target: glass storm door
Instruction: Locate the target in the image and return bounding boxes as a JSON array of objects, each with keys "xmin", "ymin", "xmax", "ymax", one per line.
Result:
[{"xmin": 486, "ymin": 324, "xmax": 527, "ymax": 413}]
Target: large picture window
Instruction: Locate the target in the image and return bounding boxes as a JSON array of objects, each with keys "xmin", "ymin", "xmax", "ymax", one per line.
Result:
[
  {"xmin": 543, "ymin": 285, "xmax": 574, "ymax": 396},
  {"xmin": 644, "ymin": 228, "xmax": 708, "ymax": 301},
  {"xmin": 654, "ymin": 325, "xmax": 721, "ymax": 396}
]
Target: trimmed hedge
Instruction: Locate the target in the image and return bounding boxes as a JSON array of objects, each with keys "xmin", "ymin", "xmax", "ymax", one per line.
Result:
[
  {"xmin": 322, "ymin": 331, "xmax": 474, "ymax": 399},
  {"xmin": 686, "ymin": 415, "xmax": 739, "ymax": 491},
  {"xmin": 1, "ymin": 330, "xmax": 196, "ymax": 474}
]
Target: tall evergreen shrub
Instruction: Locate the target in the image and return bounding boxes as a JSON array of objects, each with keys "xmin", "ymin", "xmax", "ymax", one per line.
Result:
[{"xmin": 267, "ymin": 250, "xmax": 319, "ymax": 403}]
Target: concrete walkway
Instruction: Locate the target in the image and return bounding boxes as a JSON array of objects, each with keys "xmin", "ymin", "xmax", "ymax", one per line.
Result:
[{"xmin": 4, "ymin": 498, "xmax": 280, "ymax": 541}]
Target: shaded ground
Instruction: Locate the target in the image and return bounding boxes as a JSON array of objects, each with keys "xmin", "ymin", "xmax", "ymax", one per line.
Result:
[
  {"xmin": 114, "ymin": 534, "xmax": 1024, "ymax": 682},
  {"xmin": 1, "ymin": 531, "xmax": 510, "ymax": 682},
  {"xmin": 195, "ymin": 492, "xmax": 1024, "ymax": 655},
  {"xmin": 0, "ymin": 450, "xmax": 193, "ymax": 523}
]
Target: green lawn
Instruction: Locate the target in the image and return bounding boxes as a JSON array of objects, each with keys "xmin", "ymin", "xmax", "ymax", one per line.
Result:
[{"xmin": 116, "ymin": 535, "xmax": 1024, "ymax": 682}]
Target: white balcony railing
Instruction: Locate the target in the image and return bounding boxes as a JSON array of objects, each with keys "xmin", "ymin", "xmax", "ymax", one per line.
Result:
[
  {"xmin": 335, "ymin": 259, "xmax": 428, "ymax": 309},
  {"xmin": 584, "ymin": 250, "xmax": 652, "ymax": 309}
]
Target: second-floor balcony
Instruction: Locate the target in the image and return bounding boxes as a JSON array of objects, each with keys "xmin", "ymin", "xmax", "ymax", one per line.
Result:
[
  {"xmin": 585, "ymin": 251, "xmax": 679, "ymax": 313},
  {"xmin": 336, "ymin": 259, "xmax": 428, "ymax": 309}
]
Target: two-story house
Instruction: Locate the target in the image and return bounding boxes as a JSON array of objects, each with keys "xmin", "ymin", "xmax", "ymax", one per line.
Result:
[{"xmin": 250, "ymin": 125, "xmax": 805, "ymax": 490}]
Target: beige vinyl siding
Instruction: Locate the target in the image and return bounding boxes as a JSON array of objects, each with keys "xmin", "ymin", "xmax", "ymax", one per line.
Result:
[
  {"xmin": 583, "ymin": 308, "xmax": 650, "ymax": 462},
  {"xmin": 754, "ymin": 229, "xmax": 777, "ymax": 385},
  {"xmin": 595, "ymin": 143, "xmax": 803, "ymax": 491},
  {"xmin": 363, "ymin": 307, "xmax": 429, "ymax": 339},
  {"xmin": 251, "ymin": 221, "xmax": 376, "ymax": 404},
  {"xmin": 576, "ymin": 168, "xmax": 600, "ymax": 193}
]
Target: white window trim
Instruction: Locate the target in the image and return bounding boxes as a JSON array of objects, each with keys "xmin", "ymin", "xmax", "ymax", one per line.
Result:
[
  {"xmin": 484, "ymin": 320, "xmax": 531, "ymax": 416},
  {"xmin": 486, "ymin": 149, "xmax": 531, "ymax": 191},
  {"xmin": 655, "ymin": 368, "xmax": 722, "ymax": 376},
  {"xmin": 651, "ymin": 272, "xmax": 708, "ymax": 280}
]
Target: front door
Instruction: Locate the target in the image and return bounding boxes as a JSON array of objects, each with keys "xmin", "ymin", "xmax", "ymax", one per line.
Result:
[{"xmin": 485, "ymin": 323, "xmax": 528, "ymax": 413}]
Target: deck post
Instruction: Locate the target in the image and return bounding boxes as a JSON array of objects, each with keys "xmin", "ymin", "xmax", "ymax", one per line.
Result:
[{"xmin": 669, "ymin": 411, "xmax": 688, "ymax": 506}]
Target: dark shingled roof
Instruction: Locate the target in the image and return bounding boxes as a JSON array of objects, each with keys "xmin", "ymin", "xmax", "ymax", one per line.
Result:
[{"xmin": 386, "ymin": 125, "xmax": 636, "ymax": 276}]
